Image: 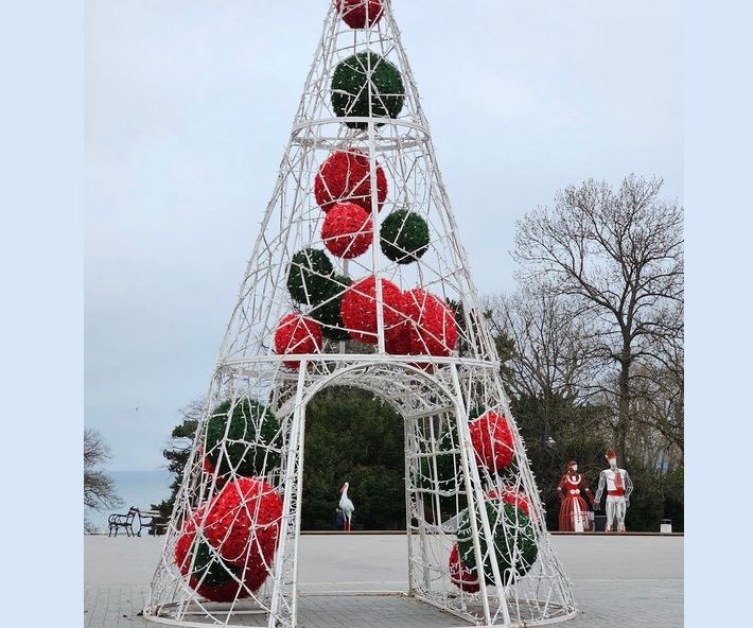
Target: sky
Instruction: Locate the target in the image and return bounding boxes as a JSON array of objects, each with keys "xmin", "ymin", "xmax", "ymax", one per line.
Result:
[{"xmin": 85, "ymin": 0, "xmax": 683, "ymax": 471}]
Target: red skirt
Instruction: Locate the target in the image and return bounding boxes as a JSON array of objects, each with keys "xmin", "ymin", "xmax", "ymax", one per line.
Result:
[{"xmin": 559, "ymin": 495, "xmax": 590, "ymax": 532}]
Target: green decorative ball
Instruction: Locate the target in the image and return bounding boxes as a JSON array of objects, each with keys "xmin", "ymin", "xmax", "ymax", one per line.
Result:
[
  {"xmin": 191, "ymin": 539, "xmax": 236, "ymax": 588},
  {"xmin": 380, "ymin": 209, "xmax": 430, "ymax": 264},
  {"xmin": 286, "ymin": 248, "xmax": 335, "ymax": 305},
  {"xmin": 310, "ymin": 274, "xmax": 353, "ymax": 341},
  {"xmin": 457, "ymin": 501, "xmax": 538, "ymax": 583},
  {"xmin": 331, "ymin": 52, "xmax": 405, "ymax": 129},
  {"xmin": 205, "ymin": 399, "xmax": 281, "ymax": 478}
]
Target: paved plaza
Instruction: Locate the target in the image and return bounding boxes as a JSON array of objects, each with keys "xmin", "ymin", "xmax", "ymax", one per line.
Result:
[{"xmin": 84, "ymin": 533, "xmax": 682, "ymax": 628}]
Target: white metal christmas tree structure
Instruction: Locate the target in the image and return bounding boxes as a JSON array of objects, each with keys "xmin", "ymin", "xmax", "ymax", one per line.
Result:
[{"xmin": 144, "ymin": 2, "xmax": 577, "ymax": 626}]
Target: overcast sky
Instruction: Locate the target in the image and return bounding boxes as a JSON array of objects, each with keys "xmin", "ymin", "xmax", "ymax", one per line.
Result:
[{"xmin": 85, "ymin": 0, "xmax": 683, "ymax": 471}]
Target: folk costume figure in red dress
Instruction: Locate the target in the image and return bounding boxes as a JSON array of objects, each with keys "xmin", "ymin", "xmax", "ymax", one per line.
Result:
[
  {"xmin": 594, "ymin": 448, "xmax": 634, "ymax": 532},
  {"xmin": 557, "ymin": 461, "xmax": 594, "ymax": 532}
]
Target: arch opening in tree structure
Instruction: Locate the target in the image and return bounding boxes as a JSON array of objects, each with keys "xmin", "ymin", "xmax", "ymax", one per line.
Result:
[{"xmin": 144, "ymin": 358, "xmax": 577, "ymax": 628}]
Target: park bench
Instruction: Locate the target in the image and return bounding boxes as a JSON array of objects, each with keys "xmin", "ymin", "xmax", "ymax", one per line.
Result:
[
  {"xmin": 135, "ymin": 509, "xmax": 169, "ymax": 536},
  {"xmin": 108, "ymin": 506, "xmax": 138, "ymax": 537}
]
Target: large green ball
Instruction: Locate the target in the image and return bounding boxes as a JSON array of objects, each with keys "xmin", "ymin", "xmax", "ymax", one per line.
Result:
[
  {"xmin": 310, "ymin": 274, "xmax": 353, "ymax": 341},
  {"xmin": 286, "ymin": 248, "xmax": 334, "ymax": 305},
  {"xmin": 380, "ymin": 209, "xmax": 430, "ymax": 264},
  {"xmin": 331, "ymin": 52, "xmax": 405, "ymax": 129},
  {"xmin": 191, "ymin": 539, "xmax": 236, "ymax": 588},
  {"xmin": 457, "ymin": 501, "xmax": 538, "ymax": 584},
  {"xmin": 205, "ymin": 399, "xmax": 281, "ymax": 478}
]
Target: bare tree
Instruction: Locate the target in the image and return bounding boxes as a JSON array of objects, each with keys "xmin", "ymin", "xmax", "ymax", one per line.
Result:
[
  {"xmin": 513, "ymin": 175, "xmax": 684, "ymax": 461},
  {"xmin": 628, "ymin": 301, "xmax": 684, "ymax": 464},
  {"xmin": 486, "ymin": 289, "xmax": 598, "ymax": 405},
  {"xmin": 84, "ymin": 428, "xmax": 122, "ymax": 532}
]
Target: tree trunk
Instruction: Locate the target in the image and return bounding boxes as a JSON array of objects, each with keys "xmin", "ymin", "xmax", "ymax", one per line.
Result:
[{"xmin": 617, "ymin": 352, "xmax": 631, "ymax": 463}]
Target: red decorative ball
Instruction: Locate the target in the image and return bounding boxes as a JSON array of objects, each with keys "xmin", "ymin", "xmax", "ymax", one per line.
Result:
[
  {"xmin": 487, "ymin": 485, "xmax": 531, "ymax": 517},
  {"xmin": 174, "ymin": 507, "xmax": 205, "ymax": 574},
  {"xmin": 273, "ymin": 313, "xmax": 323, "ymax": 369},
  {"xmin": 384, "ymin": 323, "xmax": 411, "ymax": 355},
  {"xmin": 340, "ymin": 275, "xmax": 405, "ymax": 344},
  {"xmin": 449, "ymin": 543, "xmax": 480, "ymax": 593},
  {"xmin": 175, "ymin": 507, "xmax": 274, "ymax": 602},
  {"xmin": 174, "ymin": 506, "xmax": 256, "ymax": 601},
  {"xmin": 384, "ymin": 326, "xmax": 434, "ymax": 371},
  {"xmin": 314, "ymin": 149, "xmax": 387, "ymax": 213},
  {"xmin": 203, "ymin": 478, "xmax": 284, "ymax": 571},
  {"xmin": 402, "ymin": 289, "xmax": 458, "ymax": 357},
  {"xmin": 197, "ymin": 579, "xmax": 244, "ymax": 603},
  {"xmin": 469, "ymin": 411, "xmax": 515, "ymax": 472},
  {"xmin": 335, "ymin": 0, "xmax": 384, "ymax": 29},
  {"xmin": 321, "ymin": 202, "xmax": 373, "ymax": 259}
]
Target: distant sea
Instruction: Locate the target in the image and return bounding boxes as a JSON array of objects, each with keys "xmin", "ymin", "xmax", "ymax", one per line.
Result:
[{"xmin": 86, "ymin": 469, "xmax": 174, "ymax": 534}]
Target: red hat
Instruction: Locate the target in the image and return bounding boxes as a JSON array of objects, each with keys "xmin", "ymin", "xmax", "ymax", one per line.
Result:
[
  {"xmin": 566, "ymin": 460, "xmax": 577, "ymax": 471},
  {"xmin": 605, "ymin": 448, "xmax": 617, "ymax": 460}
]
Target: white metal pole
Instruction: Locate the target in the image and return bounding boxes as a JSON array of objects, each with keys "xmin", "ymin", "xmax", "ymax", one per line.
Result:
[{"xmin": 267, "ymin": 363, "xmax": 308, "ymax": 628}]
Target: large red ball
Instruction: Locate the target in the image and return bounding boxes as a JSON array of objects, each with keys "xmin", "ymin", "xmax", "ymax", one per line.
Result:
[
  {"xmin": 274, "ymin": 313, "xmax": 323, "ymax": 369},
  {"xmin": 340, "ymin": 275, "xmax": 405, "ymax": 344},
  {"xmin": 402, "ymin": 289, "xmax": 458, "ymax": 357},
  {"xmin": 487, "ymin": 484, "xmax": 531, "ymax": 517},
  {"xmin": 174, "ymin": 505, "xmax": 264, "ymax": 601},
  {"xmin": 321, "ymin": 202, "xmax": 373, "ymax": 259},
  {"xmin": 314, "ymin": 149, "xmax": 387, "ymax": 213},
  {"xmin": 195, "ymin": 579, "xmax": 246, "ymax": 603},
  {"xmin": 384, "ymin": 322, "xmax": 411, "ymax": 355},
  {"xmin": 469, "ymin": 411, "xmax": 515, "ymax": 472},
  {"xmin": 449, "ymin": 543, "xmax": 480, "ymax": 593},
  {"xmin": 174, "ymin": 507, "xmax": 206, "ymax": 575},
  {"xmin": 335, "ymin": 0, "xmax": 384, "ymax": 29},
  {"xmin": 203, "ymin": 478, "xmax": 284, "ymax": 571}
]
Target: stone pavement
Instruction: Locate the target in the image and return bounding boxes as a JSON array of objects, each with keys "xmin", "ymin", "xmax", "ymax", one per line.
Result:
[{"xmin": 84, "ymin": 533, "xmax": 683, "ymax": 628}]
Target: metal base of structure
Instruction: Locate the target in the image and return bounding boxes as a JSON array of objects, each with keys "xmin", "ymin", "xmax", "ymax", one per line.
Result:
[{"xmin": 145, "ymin": 592, "xmax": 577, "ymax": 628}]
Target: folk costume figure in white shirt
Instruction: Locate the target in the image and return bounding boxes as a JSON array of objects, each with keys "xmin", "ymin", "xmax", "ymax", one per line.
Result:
[
  {"xmin": 557, "ymin": 460, "xmax": 594, "ymax": 532},
  {"xmin": 594, "ymin": 448, "xmax": 634, "ymax": 532}
]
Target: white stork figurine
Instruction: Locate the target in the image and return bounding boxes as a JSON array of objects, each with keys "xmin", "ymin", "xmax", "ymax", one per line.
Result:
[{"xmin": 339, "ymin": 482, "xmax": 354, "ymax": 532}]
